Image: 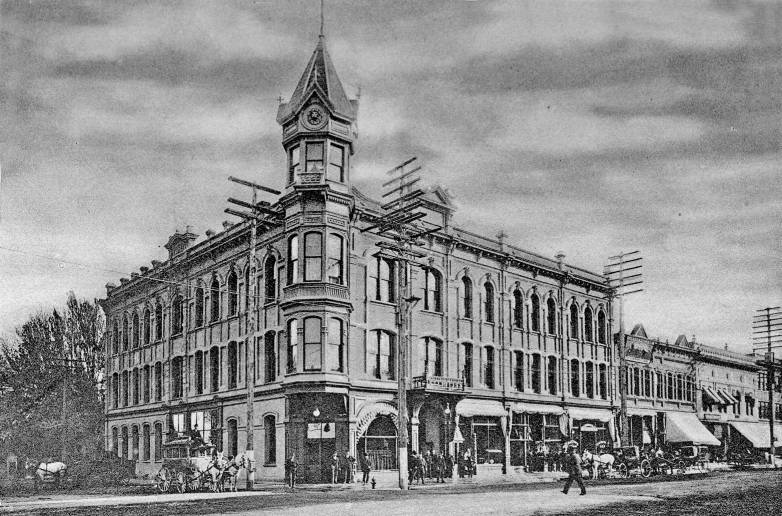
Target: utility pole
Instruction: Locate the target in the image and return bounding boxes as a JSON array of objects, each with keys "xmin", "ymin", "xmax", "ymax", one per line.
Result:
[
  {"xmin": 226, "ymin": 175, "xmax": 281, "ymax": 490},
  {"xmin": 604, "ymin": 250, "xmax": 643, "ymax": 446},
  {"xmin": 362, "ymin": 157, "xmax": 438, "ymax": 490},
  {"xmin": 753, "ymin": 306, "xmax": 781, "ymax": 467}
]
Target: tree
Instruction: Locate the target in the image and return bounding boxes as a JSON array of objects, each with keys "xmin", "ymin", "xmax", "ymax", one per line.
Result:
[{"xmin": 0, "ymin": 293, "xmax": 106, "ymax": 462}]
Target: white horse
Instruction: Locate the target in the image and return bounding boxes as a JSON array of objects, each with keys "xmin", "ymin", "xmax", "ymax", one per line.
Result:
[
  {"xmin": 581, "ymin": 449, "xmax": 614, "ymax": 479},
  {"xmin": 219, "ymin": 453, "xmax": 253, "ymax": 492},
  {"xmin": 26, "ymin": 459, "xmax": 68, "ymax": 489}
]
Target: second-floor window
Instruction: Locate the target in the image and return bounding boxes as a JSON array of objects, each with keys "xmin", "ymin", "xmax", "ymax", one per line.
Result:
[
  {"xmin": 513, "ymin": 290, "xmax": 523, "ymax": 328},
  {"xmin": 369, "ymin": 330, "xmax": 395, "ymax": 380},
  {"xmin": 327, "ymin": 234, "xmax": 344, "ymax": 284},
  {"xmin": 513, "ymin": 351, "xmax": 523, "ymax": 391},
  {"xmin": 569, "ymin": 303, "xmax": 579, "ymax": 339},
  {"xmin": 327, "ymin": 318, "xmax": 344, "ymax": 372},
  {"xmin": 265, "ymin": 255, "xmax": 277, "ymax": 301},
  {"xmin": 597, "ymin": 310, "xmax": 606, "ymax": 344},
  {"xmin": 461, "ymin": 277, "xmax": 473, "ymax": 318},
  {"xmin": 423, "ymin": 268, "xmax": 442, "ymax": 312},
  {"xmin": 264, "ymin": 331, "xmax": 277, "ymax": 382},
  {"xmin": 328, "ymin": 143, "xmax": 344, "ymax": 182},
  {"xmin": 287, "ymin": 236, "xmax": 299, "ymax": 284},
  {"xmin": 306, "ymin": 142, "xmax": 324, "ymax": 172},
  {"xmin": 370, "ymin": 256, "xmax": 395, "ymax": 302},
  {"xmin": 584, "ymin": 306, "xmax": 593, "ymax": 342},
  {"xmin": 227, "ymin": 271, "xmax": 238, "ymax": 315},
  {"xmin": 484, "ymin": 282, "xmax": 494, "ymax": 323},
  {"xmin": 462, "ymin": 342, "xmax": 473, "ymax": 387},
  {"xmin": 304, "ymin": 232, "xmax": 322, "ymax": 281},
  {"xmin": 194, "ymin": 287, "xmax": 204, "ymax": 327},
  {"xmin": 287, "ymin": 319, "xmax": 298, "ymax": 373},
  {"xmin": 303, "ymin": 317, "xmax": 322, "ymax": 371},
  {"xmin": 172, "ymin": 357, "xmax": 183, "ymax": 399},
  {"xmin": 546, "ymin": 298, "xmax": 557, "ymax": 335},
  {"xmin": 484, "ymin": 346, "xmax": 495, "ymax": 389},
  {"xmin": 210, "ymin": 278, "xmax": 220, "ymax": 322},
  {"xmin": 172, "ymin": 296, "xmax": 183, "ymax": 335},
  {"xmin": 530, "ymin": 294, "xmax": 540, "ymax": 332},
  {"xmin": 288, "ymin": 145, "xmax": 300, "ymax": 183}
]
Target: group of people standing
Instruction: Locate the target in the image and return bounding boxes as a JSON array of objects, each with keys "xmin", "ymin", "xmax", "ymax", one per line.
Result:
[
  {"xmin": 331, "ymin": 451, "xmax": 372, "ymax": 484},
  {"xmin": 408, "ymin": 450, "xmax": 453, "ymax": 484}
]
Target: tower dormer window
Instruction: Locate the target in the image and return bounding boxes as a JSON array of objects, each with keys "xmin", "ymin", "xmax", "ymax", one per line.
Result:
[
  {"xmin": 304, "ymin": 231, "xmax": 323, "ymax": 281},
  {"xmin": 306, "ymin": 142, "xmax": 324, "ymax": 172},
  {"xmin": 328, "ymin": 143, "xmax": 344, "ymax": 182},
  {"xmin": 288, "ymin": 145, "xmax": 300, "ymax": 183}
]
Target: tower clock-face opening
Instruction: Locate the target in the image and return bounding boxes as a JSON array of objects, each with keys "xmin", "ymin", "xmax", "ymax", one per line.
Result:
[{"xmin": 301, "ymin": 104, "xmax": 328, "ymax": 131}]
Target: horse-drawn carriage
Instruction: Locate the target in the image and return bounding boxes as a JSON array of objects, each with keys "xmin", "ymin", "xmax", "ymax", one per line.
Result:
[
  {"xmin": 612, "ymin": 445, "xmax": 652, "ymax": 478},
  {"xmin": 581, "ymin": 443, "xmax": 651, "ymax": 479},
  {"xmin": 155, "ymin": 438, "xmax": 222, "ymax": 493}
]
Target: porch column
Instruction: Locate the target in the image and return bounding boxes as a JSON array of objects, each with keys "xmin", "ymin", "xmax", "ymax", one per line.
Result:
[{"xmin": 410, "ymin": 416, "xmax": 420, "ymax": 453}]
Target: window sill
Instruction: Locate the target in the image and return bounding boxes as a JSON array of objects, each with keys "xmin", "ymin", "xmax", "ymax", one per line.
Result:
[
  {"xmin": 420, "ymin": 309, "xmax": 443, "ymax": 315},
  {"xmin": 369, "ymin": 299, "xmax": 396, "ymax": 308},
  {"xmin": 264, "ymin": 463, "xmax": 277, "ymax": 467}
]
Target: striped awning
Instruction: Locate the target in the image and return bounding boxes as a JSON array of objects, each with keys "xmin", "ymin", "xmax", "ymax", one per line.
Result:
[
  {"xmin": 719, "ymin": 390, "xmax": 738, "ymax": 405},
  {"xmin": 703, "ymin": 387, "xmax": 724, "ymax": 405}
]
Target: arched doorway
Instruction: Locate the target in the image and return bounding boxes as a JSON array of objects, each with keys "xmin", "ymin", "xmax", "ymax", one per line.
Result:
[{"xmin": 358, "ymin": 415, "xmax": 398, "ymax": 470}]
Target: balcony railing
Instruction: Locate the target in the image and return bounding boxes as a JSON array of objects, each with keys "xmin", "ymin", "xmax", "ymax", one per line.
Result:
[
  {"xmin": 281, "ymin": 282, "xmax": 350, "ymax": 306},
  {"xmin": 411, "ymin": 375, "xmax": 466, "ymax": 393}
]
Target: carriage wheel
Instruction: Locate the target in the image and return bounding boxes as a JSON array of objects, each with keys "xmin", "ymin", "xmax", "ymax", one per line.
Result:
[
  {"xmin": 597, "ymin": 466, "xmax": 606, "ymax": 480},
  {"xmin": 176, "ymin": 472, "xmax": 187, "ymax": 493},
  {"xmin": 617, "ymin": 463, "xmax": 629, "ymax": 479},
  {"xmin": 676, "ymin": 460, "xmax": 686, "ymax": 475},
  {"xmin": 156, "ymin": 473, "xmax": 171, "ymax": 493},
  {"xmin": 640, "ymin": 459, "xmax": 652, "ymax": 478}
]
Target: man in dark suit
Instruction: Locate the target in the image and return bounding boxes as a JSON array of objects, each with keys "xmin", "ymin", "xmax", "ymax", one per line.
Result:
[{"xmin": 562, "ymin": 444, "xmax": 586, "ymax": 496}]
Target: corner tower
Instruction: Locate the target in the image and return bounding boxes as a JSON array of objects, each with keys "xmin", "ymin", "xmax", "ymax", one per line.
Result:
[{"xmin": 276, "ymin": 34, "xmax": 358, "ymax": 194}]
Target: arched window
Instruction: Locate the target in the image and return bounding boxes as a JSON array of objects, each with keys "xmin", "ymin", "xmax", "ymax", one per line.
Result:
[
  {"xmin": 513, "ymin": 289, "xmax": 523, "ymax": 328},
  {"xmin": 359, "ymin": 415, "xmax": 398, "ymax": 470},
  {"xmin": 210, "ymin": 277, "xmax": 220, "ymax": 322},
  {"xmin": 513, "ymin": 351, "xmax": 524, "ymax": 391},
  {"xmin": 143, "ymin": 308, "xmax": 151, "ymax": 345},
  {"xmin": 484, "ymin": 346, "xmax": 495, "ymax": 388},
  {"xmin": 264, "ymin": 415, "xmax": 277, "ymax": 465},
  {"xmin": 369, "ymin": 330, "xmax": 395, "ymax": 380},
  {"xmin": 423, "ymin": 268, "xmax": 442, "ymax": 312},
  {"xmin": 585, "ymin": 362, "xmax": 595, "ymax": 398},
  {"xmin": 154, "ymin": 301, "xmax": 163, "ymax": 341},
  {"xmin": 171, "ymin": 295, "xmax": 183, "ymax": 335},
  {"xmin": 265, "ymin": 255, "xmax": 277, "ymax": 301},
  {"xmin": 227, "ymin": 270, "xmax": 238, "ymax": 315},
  {"xmin": 370, "ymin": 256, "xmax": 395, "ymax": 302},
  {"xmin": 633, "ymin": 367, "xmax": 640, "ymax": 395},
  {"xmin": 112, "ymin": 427, "xmax": 119, "ymax": 456},
  {"xmin": 228, "ymin": 341, "xmax": 238, "ymax": 389},
  {"xmin": 112, "ymin": 321, "xmax": 119, "ymax": 355},
  {"xmin": 570, "ymin": 359, "xmax": 580, "ymax": 397},
  {"xmin": 154, "ymin": 422, "xmax": 163, "ymax": 460},
  {"xmin": 327, "ymin": 234, "xmax": 344, "ymax": 284},
  {"xmin": 194, "ymin": 286, "xmax": 205, "ymax": 327},
  {"xmin": 584, "ymin": 306, "xmax": 593, "ymax": 342},
  {"xmin": 484, "ymin": 282, "xmax": 495, "ymax": 323},
  {"xmin": 143, "ymin": 365, "xmax": 150, "ymax": 403},
  {"xmin": 132, "ymin": 312, "xmax": 140, "ymax": 349},
  {"xmin": 327, "ymin": 318, "xmax": 344, "ymax": 372},
  {"xmin": 264, "ymin": 331, "xmax": 277, "ymax": 382},
  {"xmin": 546, "ymin": 297, "xmax": 557, "ymax": 335},
  {"xmin": 132, "ymin": 368, "xmax": 140, "ymax": 405},
  {"xmin": 131, "ymin": 425, "xmax": 139, "ymax": 460},
  {"xmin": 597, "ymin": 310, "xmax": 606, "ymax": 344},
  {"xmin": 569, "ymin": 303, "xmax": 579, "ymax": 339},
  {"xmin": 531, "ymin": 354, "xmax": 542, "ymax": 393},
  {"xmin": 122, "ymin": 315, "xmax": 129, "ymax": 351},
  {"xmin": 227, "ymin": 419, "xmax": 238, "ymax": 457},
  {"xmin": 530, "ymin": 294, "xmax": 540, "ymax": 332},
  {"xmin": 154, "ymin": 362, "xmax": 162, "ymax": 401},
  {"xmin": 142, "ymin": 424, "xmax": 151, "ymax": 461},
  {"xmin": 303, "ymin": 317, "xmax": 322, "ymax": 371},
  {"xmin": 121, "ymin": 426, "xmax": 129, "ymax": 460},
  {"xmin": 598, "ymin": 364, "xmax": 608, "ymax": 399},
  {"xmin": 195, "ymin": 351, "xmax": 204, "ymax": 394},
  {"xmin": 209, "ymin": 346, "xmax": 219, "ymax": 392},
  {"xmin": 121, "ymin": 370, "xmax": 129, "ymax": 406},
  {"xmin": 172, "ymin": 356, "xmax": 184, "ymax": 399},
  {"xmin": 287, "ymin": 319, "xmax": 298, "ymax": 373},
  {"xmin": 111, "ymin": 373, "xmax": 119, "ymax": 408},
  {"xmin": 547, "ymin": 356, "xmax": 558, "ymax": 395},
  {"xmin": 461, "ymin": 342, "xmax": 473, "ymax": 387},
  {"xmin": 287, "ymin": 235, "xmax": 299, "ymax": 284},
  {"xmin": 304, "ymin": 232, "xmax": 323, "ymax": 281},
  {"xmin": 419, "ymin": 337, "xmax": 443, "ymax": 377},
  {"xmin": 462, "ymin": 277, "xmax": 473, "ymax": 318}
]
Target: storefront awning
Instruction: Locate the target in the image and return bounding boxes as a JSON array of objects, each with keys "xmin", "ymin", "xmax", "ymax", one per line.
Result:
[
  {"xmin": 567, "ymin": 407, "xmax": 614, "ymax": 422},
  {"xmin": 719, "ymin": 390, "xmax": 737, "ymax": 405},
  {"xmin": 730, "ymin": 421, "xmax": 773, "ymax": 448},
  {"xmin": 666, "ymin": 412, "xmax": 720, "ymax": 446},
  {"xmin": 456, "ymin": 399, "xmax": 507, "ymax": 418},
  {"xmin": 627, "ymin": 407, "xmax": 658, "ymax": 417},
  {"xmin": 509, "ymin": 402, "xmax": 564, "ymax": 415},
  {"xmin": 703, "ymin": 387, "xmax": 723, "ymax": 405}
]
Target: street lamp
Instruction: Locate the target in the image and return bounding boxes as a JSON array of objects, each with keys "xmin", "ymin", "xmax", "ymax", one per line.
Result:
[
  {"xmin": 444, "ymin": 403, "xmax": 451, "ymax": 456},
  {"xmin": 313, "ymin": 408, "xmax": 322, "ymax": 483}
]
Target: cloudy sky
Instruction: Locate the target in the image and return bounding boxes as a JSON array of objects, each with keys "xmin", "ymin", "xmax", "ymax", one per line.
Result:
[{"xmin": 1, "ymin": 0, "xmax": 780, "ymax": 351}]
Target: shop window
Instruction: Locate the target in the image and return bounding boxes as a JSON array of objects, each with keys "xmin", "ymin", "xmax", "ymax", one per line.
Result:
[
  {"xmin": 143, "ymin": 308, "xmax": 151, "ymax": 345},
  {"xmin": 328, "ymin": 143, "xmax": 344, "ymax": 182},
  {"xmin": 423, "ymin": 268, "xmax": 442, "ymax": 312},
  {"xmin": 531, "ymin": 354, "xmax": 542, "ymax": 394},
  {"xmin": 584, "ymin": 306, "xmax": 593, "ymax": 342},
  {"xmin": 264, "ymin": 415, "xmax": 277, "ymax": 465},
  {"xmin": 264, "ymin": 255, "xmax": 277, "ymax": 301},
  {"xmin": 287, "ymin": 235, "xmax": 299, "ymax": 284},
  {"xmin": 569, "ymin": 303, "xmax": 578, "ymax": 339},
  {"xmin": 142, "ymin": 424, "xmax": 151, "ymax": 461},
  {"xmin": 227, "ymin": 419, "xmax": 238, "ymax": 457},
  {"xmin": 327, "ymin": 234, "xmax": 344, "ymax": 284},
  {"xmin": 227, "ymin": 270, "xmax": 238, "ymax": 315},
  {"xmin": 327, "ymin": 318, "xmax": 344, "ymax": 372},
  {"xmin": 470, "ymin": 417, "xmax": 504, "ymax": 465},
  {"xmin": 154, "ymin": 362, "xmax": 162, "ymax": 401},
  {"xmin": 210, "ymin": 277, "xmax": 220, "ymax": 322},
  {"xmin": 570, "ymin": 359, "xmax": 580, "ymax": 397},
  {"xmin": 171, "ymin": 295, "xmax": 183, "ymax": 335},
  {"xmin": 546, "ymin": 298, "xmax": 557, "ymax": 335},
  {"xmin": 171, "ymin": 357, "xmax": 183, "ymax": 399},
  {"xmin": 462, "ymin": 342, "xmax": 473, "ymax": 387},
  {"xmin": 484, "ymin": 346, "xmax": 495, "ymax": 389},
  {"xmin": 265, "ymin": 331, "xmax": 277, "ymax": 382},
  {"xmin": 306, "ymin": 142, "xmax": 324, "ymax": 172},
  {"xmin": 369, "ymin": 330, "xmax": 395, "ymax": 380},
  {"xmin": 530, "ymin": 294, "xmax": 540, "ymax": 332},
  {"xmin": 547, "ymin": 356, "xmax": 558, "ymax": 395},
  {"xmin": 462, "ymin": 277, "xmax": 473, "ymax": 318},
  {"xmin": 304, "ymin": 317, "xmax": 322, "ymax": 371},
  {"xmin": 370, "ymin": 256, "xmax": 395, "ymax": 302},
  {"xmin": 484, "ymin": 282, "xmax": 495, "ymax": 323},
  {"xmin": 514, "ymin": 351, "xmax": 524, "ymax": 391},
  {"xmin": 597, "ymin": 310, "xmax": 606, "ymax": 344},
  {"xmin": 154, "ymin": 422, "xmax": 163, "ymax": 460},
  {"xmin": 287, "ymin": 319, "xmax": 298, "ymax": 373},
  {"xmin": 288, "ymin": 145, "xmax": 300, "ymax": 183},
  {"xmin": 513, "ymin": 289, "xmax": 523, "ymax": 328}
]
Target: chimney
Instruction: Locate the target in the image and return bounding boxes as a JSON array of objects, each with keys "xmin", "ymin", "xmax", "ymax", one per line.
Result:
[
  {"xmin": 205, "ymin": 229, "xmax": 215, "ymax": 238},
  {"xmin": 151, "ymin": 260, "xmax": 162, "ymax": 268},
  {"xmin": 140, "ymin": 266, "xmax": 149, "ymax": 274},
  {"xmin": 555, "ymin": 251, "xmax": 566, "ymax": 270},
  {"xmin": 130, "ymin": 272, "xmax": 140, "ymax": 279},
  {"xmin": 222, "ymin": 220, "xmax": 233, "ymax": 230},
  {"xmin": 724, "ymin": 343, "xmax": 729, "ymax": 351},
  {"xmin": 105, "ymin": 282, "xmax": 117, "ymax": 295},
  {"xmin": 164, "ymin": 227, "xmax": 198, "ymax": 260}
]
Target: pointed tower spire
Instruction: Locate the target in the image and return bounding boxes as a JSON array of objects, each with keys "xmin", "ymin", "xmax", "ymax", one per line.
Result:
[{"xmin": 320, "ymin": 0, "xmax": 325, "ymax": 38}]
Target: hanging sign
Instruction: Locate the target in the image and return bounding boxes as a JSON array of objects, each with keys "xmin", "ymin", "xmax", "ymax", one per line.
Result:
[{"xmin": 307, "ymin": 422, "xmax": 336, "ymax": 439}]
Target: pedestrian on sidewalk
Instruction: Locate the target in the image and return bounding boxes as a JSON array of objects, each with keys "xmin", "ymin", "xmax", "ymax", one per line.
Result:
[
  {"xmin": 331, "ymin": 452, "xmax": 339, "ymax": 484},
  {"xmin": 285, "ymin": 453, "xmax": 298, "ymax": 488},
  {"xmin": 361, "ymin": 452, "xmax": 371, "ymax": 484},
  {"xmin": 342, "ymin": 451, "xmax": 354, "ymax": 484},
  {"xmin": 562, "ymin": 444, "xmax": 586, "ymax": 496},
  {"xmin": 434, "ymin": 451, "xmax": 445, "ymax": 483}
]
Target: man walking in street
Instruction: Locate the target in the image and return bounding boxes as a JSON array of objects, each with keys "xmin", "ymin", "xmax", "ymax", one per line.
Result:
[{"xmin": 562, "ymin": 443, "xmax": 586, "ymax": 496}]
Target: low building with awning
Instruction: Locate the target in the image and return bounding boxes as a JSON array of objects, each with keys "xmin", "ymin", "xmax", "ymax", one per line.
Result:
[
  {"xmin": 729, "ymin": 421, "xmax": 782, "ymax": 450},
  {"xmin": 455, "ymin": 399, "xmax": 507, "ymax": 469},
  {"xmin": 507, "ymin": 402, "xmax": 565, "ymax": 471},
  {"xmin": 567, "ymin": 407, "xmax": 617, "ymax": 450},
  {"xmin": 666, "ymin": 412, "xmax": 720, "ymax": 446}
]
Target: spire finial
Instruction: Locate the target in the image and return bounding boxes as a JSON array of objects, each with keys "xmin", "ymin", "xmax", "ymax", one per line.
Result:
[{"xmin": 319, "ymin": 0, "xmax": 325, "ymax": 38}]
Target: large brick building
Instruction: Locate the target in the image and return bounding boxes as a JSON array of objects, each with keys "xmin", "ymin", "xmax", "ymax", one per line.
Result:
[{"xmin": 102, "ymin": 32, "xmax": 622, "ymax": 483}]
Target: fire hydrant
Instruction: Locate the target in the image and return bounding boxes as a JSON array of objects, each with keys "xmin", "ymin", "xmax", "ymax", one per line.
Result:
[{"xmin": 371, "ymin": 477, "xmax": 376, "ymax": 489}]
